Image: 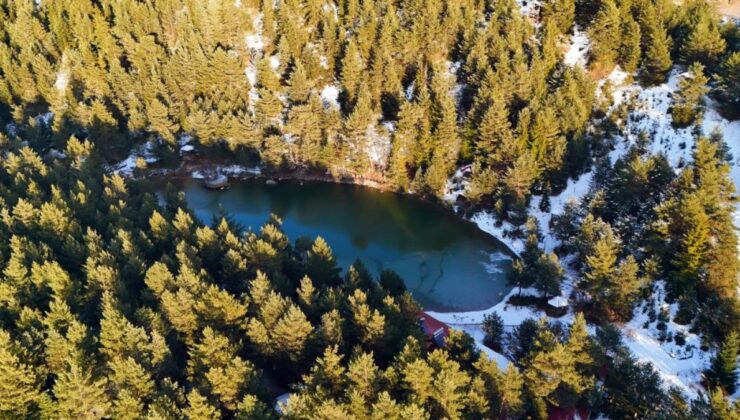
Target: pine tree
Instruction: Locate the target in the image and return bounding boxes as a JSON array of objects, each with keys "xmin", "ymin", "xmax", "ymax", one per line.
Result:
[
  {"xmin": 303, "ymin": 345, "xmax": 346, "ymax": 398},
  {"xmin": 703, "ymin": 387, "xmax": 740, "ymax": 419},
  {"xmin": 146, "ymin": 98, "xmax": 179, "ymax": 143},
  {"xmin": 529, "ymin": 106, "xmax": 566, "ymax": 176},
  {"xmin": 387, "ymin": 101, "xmax": 419, "ymax": 190},
  {"xmin": 482, "ymin": 313, "xmax": 505, "ymax": 351},
  {"xmin": 340, "ymin": 39, "xmax": 364, "ymax": 109},
  {"xmin": 670, "ymin": 193, "xmax": 710, "ymax": 296},
  {"xmin": 523, "ymin": 330, "xmax": 592, "ymax": 408},
  {"xmin": 0, "ymin": 330, "xmax": 40, "ymax": 417},
  {"xmin": 305, "ymin": 236, "xmax": 341, "ymax": 287},
  {"xmin": 475, "ymin": 93, "xmax": 517, "ymax": 171},
  {"xmin": 619, "ymin": 14, "xmax": 641, "ymax": 73},
  {"xmin": 288, "ymin": 61, "xmax": 312, "ymax": 104},
  {"xmin": 185, "ymin": 389, "xmax": 220, "ymax": 420},
  {"xmin": 52, "ymin": 361, "xmax": 111, "ymax": 419},
  {"xmin": 541, "ymin": 0, "xmax": 576, "ymax": 34},
  {"xmin": 589, "ymin": 0, "xmax": 621, "ymax": 68},
  {"xmin": 680, "ymin": 19, "xmax": 726, "ymax": 67},
  {"xmin": 505, "ymin": 153, "xmax": 539, "ymax": 200},
  {"xmin": 508, "ymin": 219, "xmax": 542, "ymax": 293},
  {"xmin": 671, "ymin": 62, "xmax": 709, "ymax": 127},
  {"xmin": 273, "ymin": 304, "xmax": 313, "ymax": 361},
  {"xmin": 534, "ymin": 252, "xmax": 565, "ymax": 299},
  {"xmin": 582, "ymin": 226, "xmax": 626, "ymax": 318},
  {"xmin": 287, "ymin": 96, "xmax": 324, "ymax": 165},
  {"xmin": 568, "ymin": 313, "xmax": 593, "ymax": 371},
  {"xmin": 707, "ymin": 332, "xmax": 739, "ymax": 394},
  {"xmin": 715, "ymin": 52, "xmax": 740, "ymax": 118},
  {"xmin": 425, "ymin": 70, "xmax": 460, "ymax": 197},
  {"xmin": 347, "ymin": 352, "xmax": 380, "ymax": 400},
  {"xmin": 638, "ymin": 4, "xmax": 672, "ymax": 85}
]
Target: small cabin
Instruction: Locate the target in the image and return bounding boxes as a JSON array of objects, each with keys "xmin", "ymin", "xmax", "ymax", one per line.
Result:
[{"xmin": 418, "ymin": 311, "xmax": 450, "ymax": 350}]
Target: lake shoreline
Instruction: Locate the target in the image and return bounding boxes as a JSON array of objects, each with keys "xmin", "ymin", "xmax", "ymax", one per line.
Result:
[
  {"xmin": 157, "ymin": 175, "xmax": 516, "ymax": 312},
  {"xmin": 137, "ymin": 157, "xmax": 519, "ymax": 263}
]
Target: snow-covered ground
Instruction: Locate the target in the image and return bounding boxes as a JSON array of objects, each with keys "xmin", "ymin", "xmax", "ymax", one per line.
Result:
[
  {"xmin": 108, "ymin": 140, "xmax": 159, "ymax": 176},
  {"xmin": 564, "ymin": 29, "xmax": 590, "ymax": 68},
  {"xmin": 623, "ymin": 282, "xmax": 709, "ymax": 399},
  {"xmin": 320, "ymin": 85, "xmax": 340, "ymax": 110},
  {"xmin": 515, "ymin": 0, "xmax": 542, "ymax": 21},
  {"xmin": 438, "ymin": 31, "xmax": 740, "ymax": 397},
  {"xmin": 191, "ymin": 164, "xmax": 261, "ymax": 180}
]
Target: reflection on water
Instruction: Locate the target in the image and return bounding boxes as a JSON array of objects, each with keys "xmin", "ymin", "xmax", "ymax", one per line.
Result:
[{"xmin": 168, "ymin": 179, "xmax": 513, "ymax": 312}]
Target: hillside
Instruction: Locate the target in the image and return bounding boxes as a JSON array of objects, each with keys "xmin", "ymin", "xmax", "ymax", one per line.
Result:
[{"xmin": 0, "ymin": 0, "xmax": 738, "ymax": 418}]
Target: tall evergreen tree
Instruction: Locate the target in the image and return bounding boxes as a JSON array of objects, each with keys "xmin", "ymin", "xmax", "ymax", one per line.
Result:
[
  {"xmin": 589, "ymin": 0, "xmax": 621, "ymax": 67},
  {"xmin": 0, "ymin": 330, "xmax": 40, "ymax": 417},
  {"xmin": 707, "ymin": 332, "xmax": 739, "ymax": 395},
  {"xmin": 638, "ymin": 4, "xmax": 672, "ymax": 85},
  {"xmin": 671, "ymin": 62, "xmax": 709, "ymax": 128}
]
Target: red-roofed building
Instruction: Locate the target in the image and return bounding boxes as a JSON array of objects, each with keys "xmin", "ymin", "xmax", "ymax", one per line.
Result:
[
  {"xmin": 547, "ymin": 406, "xmax": 591, "ymax": 420},
  {"xmin": 418, "ymin": 311, "xmax": 450, "ymax": 349}
]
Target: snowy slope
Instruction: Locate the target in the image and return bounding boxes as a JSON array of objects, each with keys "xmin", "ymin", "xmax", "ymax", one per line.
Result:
[{"xmin": 440, "ymin": 35, "xmax": 740, "ymax": 398}]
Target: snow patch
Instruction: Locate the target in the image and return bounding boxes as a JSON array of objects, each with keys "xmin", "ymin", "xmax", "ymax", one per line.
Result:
[
  {"xmin": 269, "ymin": 54, "xmax": 281, "ymax": 71},
  {"xmin": 622, "ymin": 282, "xmax": 710, "ymax": 399},
  {"xmin": 108, "ymin": 140, "xmax": 159, "ymax": 176},
  {"xmin": 54, "ymin": 71, "xmax": 69, "ymax": 92},
  {"xmin": 607, "ymin": 66, "xmax": 740, "ymax": 232},
  {"xmin": 516, "ymin": 0, "xmax": 542, "ymax": 18},
  {"xmin": 564, "ymin": 29, "xmax": 590, "ymax": 68},
  {"xmin": 36, "ymin": 112, "xmax": 54, "ymax": 126},
  {"xmin": 320, "ymin": 85, "xmax": 340, "ymax": 110},
  {"xmin": 245, "ymin": 14, "xmax": 264, "ymax": 51},
  {"xmin": 548, "ymin": 295, "xmax": 569, "ymax": 308}
]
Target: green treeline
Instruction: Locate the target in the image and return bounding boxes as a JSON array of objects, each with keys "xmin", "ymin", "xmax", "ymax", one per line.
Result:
[
  {"xmin": 0, "ymin": 0, "xmax": 737, "ymax": 204},
  {"xmin": 0, "ymin": 0, "xmax": 599, "ymax": 202}
]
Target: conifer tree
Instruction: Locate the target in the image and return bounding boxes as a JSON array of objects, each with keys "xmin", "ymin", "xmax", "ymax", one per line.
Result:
[
  {"xmin": 475, "ymin": 93, "xmax": 517, "ymax": 171},
  {"xmin": 638, "ymin": 4, "xmax": 672, "ymax": 85},
  {"xmin": 340, "ymin": 39, "xmax": 364, "ymax": 109},
  {"xmin": 425, "ymin": 71, "xmax": 461, "ymax": 196},
  {"xmin": 387, "ymin": 101, "xmax": 419, "ymax": 190},
  {"xmin": 707, "ymin": 332, "xmax": 739, "ymax": 395},
  {"xmin": 146, "ymin": 98, "xmax": 179, "ymax": 143},
  {"xmin": 288, "ymin": 61, "xmax": 312, "ymax": 104},
  {"xmin": 185, "ymin": 389, "xmax": 220, "ymax": 420},
  {"xmin": 0, "ymin": 330, "xmax": 40, "ymax": 417},
  {"xmin": 566, "ymin": 312, "xmax": 594, "ymax": 374},
  {"xmin": 306, "ymin": 236, "xmax": 342, "ymax": 287},
  {"xmin": 482, "ymin": 313, "xmax": 505, "ymax": 351},
  {"xmin": 714, "ymin": 52, "xmax": 740, "ymax": 118},
  {"xmin": 508, "ymin": 218, "xmax": 564, "ymax": 297},
  {"xmin": 671, "ymin": 62, "xmax": 709, "ymax": 128},
  {"xmin": 523, "ymin": 327, "xmax": 592, "ymax": 410},
  {"xmin": 670, "ymin": 193, "xmax": 710, "ymax": 296},
  {"xmin": 589, "ymin": 0, "xmax": 621, "ymax": 67},
  {"xmin": 680, "ymin": 19, "xmax": 726, "ymax": 67},
  {"xmin": 52, "ymin": 361, "xmax": 111, "ymax": 419},
  {"xmin": 541, "ymin": 0, "xmax": 576, "ymax": 34},
  {"xmin": 619, "ymin": 15, "xmax": 641, "ymax": 73},
  {"xmin": 505, "ymin": 153, "xmax": 540, "ymax": 200}
]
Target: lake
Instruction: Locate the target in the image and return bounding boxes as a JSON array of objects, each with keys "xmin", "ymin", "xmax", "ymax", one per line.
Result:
[{"xmin": 168, "ymin": 178, "xmax": 513, "ymax": 312}]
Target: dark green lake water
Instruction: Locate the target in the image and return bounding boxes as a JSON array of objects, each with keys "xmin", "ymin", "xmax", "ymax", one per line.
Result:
[{"xmin": 172, "ymin": 179, "xmax": 513, "ymax": 312}]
